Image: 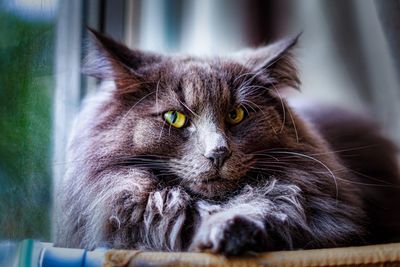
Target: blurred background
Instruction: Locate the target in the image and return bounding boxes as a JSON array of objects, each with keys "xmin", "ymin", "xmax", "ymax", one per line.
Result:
[{"xmin": 0, "ymin": 0, "xmax": 399, "ymax": 243}]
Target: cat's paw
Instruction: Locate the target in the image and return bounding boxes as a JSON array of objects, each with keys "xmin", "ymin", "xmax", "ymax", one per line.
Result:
[
  {"xmin": 143, "ymin": 187, "xmax": 190, "ymax": 250},
  {"xmin": 190, "ymin": 215, "xmax": 268, "ymax": 256},
  {"xmin": 144, "ymin": 187, "xmax": 190, "ymax": 218}
]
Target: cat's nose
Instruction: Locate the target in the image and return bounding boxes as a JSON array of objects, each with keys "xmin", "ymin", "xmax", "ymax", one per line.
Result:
[{"xmin": 205, "ymin": 147, "xmax": 231, "ymax": 168}]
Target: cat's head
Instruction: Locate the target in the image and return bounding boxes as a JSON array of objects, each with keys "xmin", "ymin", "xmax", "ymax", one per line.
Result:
[{"xmin": 83, "ymin": 29, "xmax": 301, "ymax": 198}]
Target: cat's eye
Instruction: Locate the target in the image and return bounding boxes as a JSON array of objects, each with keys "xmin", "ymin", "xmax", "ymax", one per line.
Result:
[
  {"xmin": 227, "ymin": 107, "xmax": 245, "ymax": 125},
  {"xmin": 164, "ymin": 111, "xmax": 188, "ymax": 128}
]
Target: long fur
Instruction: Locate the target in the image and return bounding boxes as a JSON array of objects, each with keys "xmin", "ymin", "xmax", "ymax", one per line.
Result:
[{"xmin": 55, "ymin": 30, "xmax": 400, "ymax": 255}]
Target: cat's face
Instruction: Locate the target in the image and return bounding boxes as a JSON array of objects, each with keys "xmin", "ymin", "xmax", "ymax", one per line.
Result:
[
  {"xmin": 84, "ymin": 30, "xmax": 300, "ymax": 198},
  {"xmin": 128, "ymin": 61, "xmax": 287, "ymax": 197}
]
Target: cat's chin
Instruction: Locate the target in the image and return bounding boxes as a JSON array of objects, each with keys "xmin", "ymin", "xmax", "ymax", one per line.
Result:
[{"xmin": 185, "ymin": 178, "xmax": 237, "ymax": 199}]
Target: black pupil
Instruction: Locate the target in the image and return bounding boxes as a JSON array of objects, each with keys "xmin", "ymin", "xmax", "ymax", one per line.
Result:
[
  {"xmin": 229, "ymin": 111, "xmax": 237, "ymax": 120},
  {"xmin": 171, "ymin": 112, "xmax": 177, "ymax": 123}
]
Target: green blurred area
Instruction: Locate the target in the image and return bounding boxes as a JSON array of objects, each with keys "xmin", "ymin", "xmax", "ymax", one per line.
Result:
[{"xmin": 0, "ymin": 7, "xmax": 55, "ymax": 240}]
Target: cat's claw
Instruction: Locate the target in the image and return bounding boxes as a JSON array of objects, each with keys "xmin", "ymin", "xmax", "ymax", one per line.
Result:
[
  {"xmin": 145, "ymin": 187, "xmax": 190, "ymax": 216},
  {"xmin": 143, "ymin": 186, "xmax": 190, "ymax": 251},
  {"xmin": 190, "ymin": 215, "xmax": 268, "ymax": 256}
]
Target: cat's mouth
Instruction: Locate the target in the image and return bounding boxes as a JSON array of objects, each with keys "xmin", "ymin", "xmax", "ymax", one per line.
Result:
[
  {"xmin": 185, "ymin": 175, "xmax": 238, "ymax": 198},
  {"xmin": 173, "ymin": 161, "xmax": 248, "ymax": 198}
]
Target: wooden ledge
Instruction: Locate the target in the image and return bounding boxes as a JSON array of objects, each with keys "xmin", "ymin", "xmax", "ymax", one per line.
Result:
[{"xmin": 104, "ymin": 243, "xmax": 400, "ymax": 267}]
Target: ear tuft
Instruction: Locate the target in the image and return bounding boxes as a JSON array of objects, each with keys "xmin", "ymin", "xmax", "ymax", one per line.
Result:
[
  {"xmin": 241, "ymin": 33, "xmax": 301, "ymax": 90},
  {"xmin": 82, "ymin": 28, "xmax": 162, "ymax": 95},
  {"xmin": 83, "ymin": 28, "xmax": 131, "ymax": 80}
]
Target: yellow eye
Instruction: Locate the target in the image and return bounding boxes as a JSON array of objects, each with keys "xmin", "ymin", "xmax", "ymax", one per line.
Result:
[
  {"xmin": 227, "ymin": 107, "xmax": 245, "ymax": 125},
  {"xmin": 164, "ymin": 111, "xmax": 187, "ymax": 128}
]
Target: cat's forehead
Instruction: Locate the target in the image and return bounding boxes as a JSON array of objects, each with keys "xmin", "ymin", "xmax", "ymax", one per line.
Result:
[{"xmin": 176, "ymin": 60, "xmax": 233, "ymax": 112}]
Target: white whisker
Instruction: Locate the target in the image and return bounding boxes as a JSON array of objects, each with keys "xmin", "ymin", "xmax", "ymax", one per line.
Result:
[
  {"xmin": 120, "ymin": 91, "xmax": 156, "ymax": 124},
  {"xmin": 269, "ymin": 151, "xmax": 339, "ymax": 201}
]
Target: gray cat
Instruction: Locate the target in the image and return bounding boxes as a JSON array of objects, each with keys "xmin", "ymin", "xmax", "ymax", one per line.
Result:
[{"xmin": 55, "ymin": 29, "xmax": 400, "ymax": 255}]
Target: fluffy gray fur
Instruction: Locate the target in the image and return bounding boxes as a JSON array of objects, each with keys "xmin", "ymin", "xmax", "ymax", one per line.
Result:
[{"xmin": 55, "ymin": 30, "xmax": 400, "ymax": 255}]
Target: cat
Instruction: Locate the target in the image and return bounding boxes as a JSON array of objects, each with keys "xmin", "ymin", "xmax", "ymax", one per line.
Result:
[{"xmin": 54, "ymin": 29, "xmax": 400, "ymax": 255}]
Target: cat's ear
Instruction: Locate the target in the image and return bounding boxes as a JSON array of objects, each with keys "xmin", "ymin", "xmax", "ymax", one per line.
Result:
[
  {"xmin": 83, "ymin": 28, "xmax": 161, "ymax": 94},
  {"xmin": 240, "ymin": 33, "xmax": 301, "ymax": 90}
]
